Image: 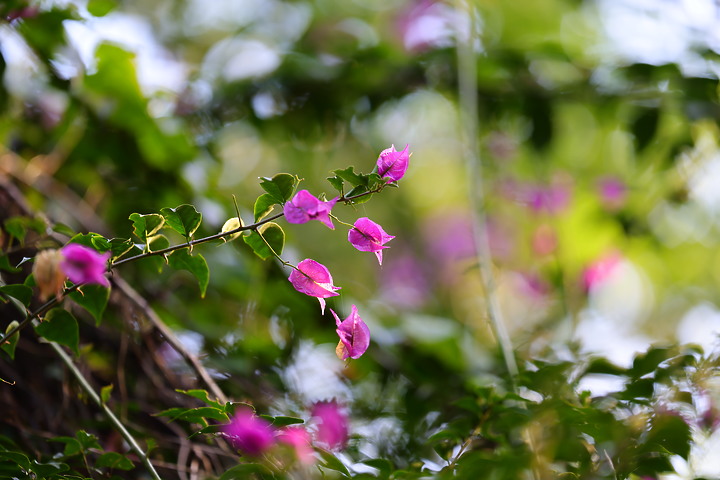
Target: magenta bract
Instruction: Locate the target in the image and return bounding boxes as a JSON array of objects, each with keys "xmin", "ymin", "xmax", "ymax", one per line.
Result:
[
  {"xmin": 348, "ymin": 217, "xmax": 395, "ymax": 265},
  {"xmin": 223, "ymin": 409, "xmax": 275, "ymax": 456},
  {"xmin": 311, "ymin": 401, "xmax": 348, "ymax": 450},
  {"xmin": 278, "ymin": 426, "xmax": 315, "ymax": 464},
  {"xmin": 331, "ymin": 305, "xmax": 370, "ymax": 360},
  {"xmin": 288, "ymin": 259, "xmax": 341, "ymax": 314},
  {"xmin": 376, "ymin": 144, "xmax": 410, "ymax": 182},
  {"xmin": 283, "ymin": 190, "xmax": 337, "ymax": 229},
  {"xmin": 60, "ymin": 243, "xmax": 111, "ymax": 287}
]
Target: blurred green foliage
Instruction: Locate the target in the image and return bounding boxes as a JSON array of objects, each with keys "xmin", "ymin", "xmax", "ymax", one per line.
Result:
[{"xmin": 2, "ymin": 0, "xmax": 720, "ymax": 478}]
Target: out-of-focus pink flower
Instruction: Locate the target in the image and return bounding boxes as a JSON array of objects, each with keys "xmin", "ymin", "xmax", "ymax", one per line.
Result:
[
  {"xmin": 284, "ymin": 190, "xmax": 337, "ymax": 229},
  {"xmin": 598, "ymin": 177, "xmax": 627, "ymax": 210},
  {"xmin": 330, "ymin": 305, "xmax": 370, "ymax": 360},
  {"xmin": 278, "ymin": 426, "xmax": 315, "ymax": 464},
  {"xmin": 424, "ymin": 213, "xmax": 477, "ymax": 264},
  {"xmin": 348, "ymin": 217, "xmax": 395, "ymax": 265},
  {"xmin": 60, "ymin": 244, "xmax": 111, "ymax": 287},
  {"xmin": 288, "ymin": 259, "xmax": 341, "ymax": 314},
  {"xmin": 503, "ymin": 176, "xmax": 572, "ymax": 215},
  {"xmin": 312, "ymin": 401, "xmax": 348, "ymax": 450},
  {"xmin": 397, "ymin": 0, "xmax": 460, "ymax": 53},
  {"xmin": 581, "ymin": 252, "xmax": 622, "ymax": 291},
  {"xmin": 531, "ymin": 224, "xmax": 557, "ymax": 256},
  {"xmin": 380, "ymin": 253, "xmax": 430, "ymax": 310},
  {"xmin": 377, "ymin": 144, "xmax": 410, "ymax": 182},
  {"xmin": 223, "ymin": 409, "xmax": 275, "ymax": 456}
]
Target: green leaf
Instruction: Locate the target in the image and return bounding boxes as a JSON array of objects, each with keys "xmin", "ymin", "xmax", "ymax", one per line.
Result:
[
  {"xmin": 259, "ymin": 173, "xmax": 299, "ymax": 203},
  {"xmin": 221, "ymin": 217, "xmax": 244, "ymax": 242},
  {"xmin": 108, "ymin": 238, "xmax": 138, "ymax": 260},
  {"xmin": 243, "ymin": 223, "xmax": 285, "ymax": 260},
  {"xmin": 95, "ymin": 452, "xmax": 133, "ymax": 470},
  {"xmin": 259, "ymin": 415, "xmax": 304, "ymax": 427},
  {"xmin": 346, "ymin": 185, "xmax": 372, "ymax": 204},
  {"xmin": 156, "ymin": 406, "xmax": 228, "ymax": 424},
  {"xmin": 0, "ymin": 285, "xmax": 33, "ymax": 307},
  {"xmin": 145, "ymin": 235, "xmax": 170, "ymax": 273},
  {"xmin": 176, "ymin": 389, "xmax": 223, "ymax": 409},
  {"xmin": 167, "ymin": 248, "xmax": 209, "ymax": 297},
  {"xmin": 333, "ymin": 166, "xmax": 365, "ymax": 188},
  {"xmin": 128, "ymin": 213, "xmax": 165, "ymax": 242},
  {"xmin": 253, "ymin": 193, "xmax": 277, "ymax": 222},
  {"xmin": 318, "ymin": 448, "xmax": 351, "ymax": 477},
  {"xmin": 1, "ymin": 321, "xmax": 20, "ymax": 360},
  {"xmin": 160, "ymin": 204, "xmax": 202, "ymax": 240},
  {"xmin": 327, "ymin": 175, "xmax": 344, "ymax": 194},
  {"xmin": 35, "ymin": 309, "xmax": 80, "ymax": 355},
  {"xmin": 219, "ymin": 463, "xmax": 275, "ymax": 480},
  {"xmin": 643, "ymin": 412, "xmax": 691, "ymax": 458},
  {"xmin": 69, "ymin": 284, "xmax": 109, "ymax": 326},
  {"xmin": 52, "ymin": 223, "xmax": 76, "ymax": 238},
  {"xmin": 362, "ymin": 458, "xmax": 393, "ymax": 478},
  {"xmin": 101, "ymin": 384, "xmax": 113, "ymax": 403},
  {"xmin": 87, "ymin": 0, "xmax": 116, "ymax": 16},
  {"xmin": 50, "ymin": 436, "xmax": 83, "ymax": 457},
  {"xmin": 0, "ymin": 255, "xmax": 21, "ymax": 273},
  {"xmin": 68, "ymin": 233, "xmax": 111, "ymax": 252},
  {"xmin": 0, "ymin": 451, "xmax": 30, "ymax": 469}
]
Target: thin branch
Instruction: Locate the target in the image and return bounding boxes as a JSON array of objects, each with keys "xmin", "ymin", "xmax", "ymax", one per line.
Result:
[
  {"xmin": 4, "ymin": 295, "xmax": 162, "ymax": 480},
  {"xmin": 453, "ymin": 0, "xmax": 518, "ymax": 380}
]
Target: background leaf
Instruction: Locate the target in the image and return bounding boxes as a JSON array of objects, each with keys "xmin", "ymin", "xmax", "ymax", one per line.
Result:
[{"xmin": 34, "ymin": 309, "xmax": 80, "ymax": 355}]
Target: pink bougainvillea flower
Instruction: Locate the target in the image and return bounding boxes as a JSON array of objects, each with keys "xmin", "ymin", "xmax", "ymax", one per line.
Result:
[
  {"xmin": 376, "ymin": 144, "xmax": 410, "ymax": 182},
  {"xmin": 598, "ymin": 176, "xmax": 627, "ymax": 210},
  {"xmin": 278, "ymin": 426, "xmax": 315, "ymax": 465},
  {"xmin": 284, "ymin": 190, "xmax": 338, "ymax": 229},
  {"xmin": 348, "ymin": 217, "xmax": 395, "ymax": 265},
  {"xmin": 223, "ymin": 408, "xmax": 275, "ymax": 456},
  {"xmin": 581, "ymin": 252, "xmax": 622, "ymax": 292},
  {"xmin": 60, "ymin": 244, "xmax": 111, "ymax": 287},
  {"xmin": 311, "ymin": 401, "xmax": 348, "ymax": 450},
  {"xmin": 288, "ymin": 259, "xmax": 341, "ymax": 314},
  {"xmin": 330, "ymin": 305, "xmax": 370, "ymax": 360}
]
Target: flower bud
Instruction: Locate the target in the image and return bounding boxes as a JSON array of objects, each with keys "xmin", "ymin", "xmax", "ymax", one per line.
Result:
[{"xmin": 32, "ymin": 249, "xmax": 67, "ymax": 301}]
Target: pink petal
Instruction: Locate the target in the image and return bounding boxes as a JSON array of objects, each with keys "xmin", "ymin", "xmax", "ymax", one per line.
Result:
[
  {"xmin": 311, "ymin": 401, "xmax": 348, "ymax": 450},
  {"xmin": 376, "ymin": 144, "xmax": 410, "ymax": 182},
  {"xmin": 60, "ymin": 244, "xmax": 111, "ymax": 287},
  {"xmin": 332, "ymin": 305, "xmax": 370, "ymax": 360}
]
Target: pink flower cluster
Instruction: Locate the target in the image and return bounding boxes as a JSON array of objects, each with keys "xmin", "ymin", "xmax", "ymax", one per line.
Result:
[
  {"xmin": 33, "ymin": 243, "xmax": 111, "ymax": 300},
  {"xmin": 283, "ymin": 144, "xmax": 411, "ymax": 360},
  {"xmin": 222, "ymin": 401, "xmax": 349, "ymax": 462}
]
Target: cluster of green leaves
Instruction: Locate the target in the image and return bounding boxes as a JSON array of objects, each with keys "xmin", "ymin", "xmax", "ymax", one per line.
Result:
[{"xmin": 0, "ymin": 429, "xmax": 133, "ymax": 479}]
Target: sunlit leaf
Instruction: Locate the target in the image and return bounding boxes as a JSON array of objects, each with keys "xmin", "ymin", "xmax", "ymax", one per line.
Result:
[
  {"xmin": 221, "ymin": 217, "xmax": 244, "ymax": 242},
  {"xmin": 259, "ymin": 173, "xmax": 299, "ymax": 203},
  {"xmin": 1, "ymin": 321, "xmax": 20, "ymax": 360},
  {"xmin": 128, "ymin": 213, "xmax": 165, "ymax": 242},
  {"xmin": 160, "ymin": 204, "xmax": 202, "ymax": 240},
  {"xmin": 253, "ymin": 193, "xmax": 277, "ymax": 222}
]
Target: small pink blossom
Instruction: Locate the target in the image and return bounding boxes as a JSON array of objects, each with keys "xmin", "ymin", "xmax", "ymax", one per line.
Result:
[
  {"xmin": 223, "ymin": 409, "xmax": 275, "ymax": 456},
  {"xmin": 581, "ymin": 253, "xmax": 622, "ymax": 291},
  {"xmin": 278, "ymin": 426, "xmax": 315, "ymax": 464},
  {"xmin": 284, "ymin": 190, "xmax": 337, "ymax": 229},
  {"xmin": 376, "ymin": 144, "xmax": 410, "ymax": 182},
  {"xmin": 331, "ymin": 305, "xmax": 370, "ymax": 360},
  {"xmin": 348, "ymin": 217, "xmax": 395, "ymax": 265},
  {"xmin": 312, "ymin": 401, "xmax": 348, "ymax": 450},
  {"xmin": 598, "ymin": 176, "xmax": 627, "ymax": 210},
  {"xmin": 60, "ymin": 244, "xmax": 111, "ymax": 287},
  {"xmin": 288, "ymin": 259, "xmax": 341, "ymax": 314}
]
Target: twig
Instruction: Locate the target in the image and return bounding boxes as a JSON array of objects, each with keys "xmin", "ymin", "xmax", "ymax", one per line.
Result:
[{"xmin": 453, "ymin": 0, "xmax": 518, "ymax": 380}]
